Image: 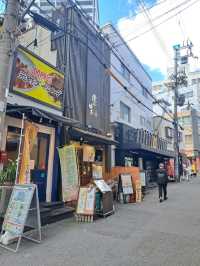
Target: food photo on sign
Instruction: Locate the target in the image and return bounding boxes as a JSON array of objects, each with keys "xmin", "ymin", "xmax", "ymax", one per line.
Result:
[{"xmin": 11, "ymin": 46, "xmax": 64, "ymax": 110}]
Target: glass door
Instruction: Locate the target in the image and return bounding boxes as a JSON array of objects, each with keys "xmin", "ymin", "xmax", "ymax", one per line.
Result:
[{"xmin": 31, "ymin": 133, "xmax": 50, "ymax": 202}]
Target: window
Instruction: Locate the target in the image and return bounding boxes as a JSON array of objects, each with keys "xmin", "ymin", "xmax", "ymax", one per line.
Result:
[
  {"xmin": 165, "ymin": 127, "xmax": 173, "ymax": 139},
  {"xmin": 185, "ymin": 135, "xmax": 192, "ymax": 145},
  {"xmin": 6, "ymin": 126, "xmax": 21, "ymax": 163},
  {"xmin": 40, "ymin": 2, "xmax": 52, "ymax": 6},
  {"xmin": 120, "ymin": 102, "xmax": 131, "ymax": 123},
  {"xmin": 147, "ymin": 120, "xmax": 152, "ymax": 129},
  {"xmin": 121, "ymin": 63, "xmax": 130, "ymax": 81},
  {"xmin": 179, "ymin": 116, "xmax": 191, "ymax": 125},
  {"xmin": 140, "ymin": 115, "xmax": 145, "ymax": 127},
  {"xmin": 181, "ymin": 106, "xmax": 190, "ymax": 112},
  {"xmin": 183, "ymin": 91, "xmax": 193, "ymax": 98},
  {"xmin": 179, "ymin": 131, "xmax": 183, "ymax": 142},
  {"xmin": 192, "ymin": 79, "xmax": 198, "ymax": 85},
  {"xmin": 77, "ymin": 1, "xmax": 93, "ymax": 5}
]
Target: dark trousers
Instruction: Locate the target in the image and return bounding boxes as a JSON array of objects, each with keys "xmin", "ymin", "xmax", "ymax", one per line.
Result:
[{"xmin": 158, "ymin": 183, "xmax": 167, "ymax": 199}]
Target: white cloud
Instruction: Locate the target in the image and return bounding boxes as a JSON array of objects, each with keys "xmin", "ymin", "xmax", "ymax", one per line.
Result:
[
  {"xmin": 117, "ymin": 0, "xmax": 200, "ymax": 78},
  {"xmin": 127, "ymin": 0, "xmax": 133, "ymax": 4}
]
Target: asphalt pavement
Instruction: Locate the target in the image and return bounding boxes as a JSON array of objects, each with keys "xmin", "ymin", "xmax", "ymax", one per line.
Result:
[{"xmin": 1, "ymin": 177, "xmax": 200, "ymax": 266}]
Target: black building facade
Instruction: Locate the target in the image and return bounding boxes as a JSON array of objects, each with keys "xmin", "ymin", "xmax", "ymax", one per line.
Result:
[
  {"xmin": 51, "ymin": 3, "xmax": 111, "ymax": 137},
  {"xmin": 114, "ymin": 122, "xmax": 175, "ymax": 183}
]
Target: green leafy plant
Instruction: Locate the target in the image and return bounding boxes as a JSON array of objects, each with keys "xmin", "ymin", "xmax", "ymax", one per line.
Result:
[{"xmin": 0, "ymin": 160, "xmax": 17, "ymax": 186}]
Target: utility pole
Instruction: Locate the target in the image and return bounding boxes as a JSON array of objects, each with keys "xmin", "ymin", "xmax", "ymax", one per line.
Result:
[
  {"xmin": 172, "ymin": 41, "xmax": 196, "ymax": 182},
  {"xmin": 173, "ymin": 44, "xmax": 180, "ymax": 182},
  {"xmin": 0, "ymin": 0, "xmax": 20, "ymax": 151}
]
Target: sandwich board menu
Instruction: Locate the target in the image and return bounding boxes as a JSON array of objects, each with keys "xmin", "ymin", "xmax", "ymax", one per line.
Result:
[
  {"xmin": 76, "ymin": 187, "xmax": 96, "ymax": 215},
  {"xmin": 3, "ymin": 185, "xmax": 34, "ymax": 236},
  {"xmin": 0, "ymin": 184, "xmax": 41, "ymax": 253},
  {"xmin": 121, "ymin": 174, "xmax": 133, "ymax": 195},
  {"xmin": 94, "ymin": 180, "xmax": 111, "ymax": 193}
]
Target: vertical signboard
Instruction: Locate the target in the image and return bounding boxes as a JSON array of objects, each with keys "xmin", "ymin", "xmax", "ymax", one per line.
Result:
[
  {"xmin": 18, "ymin": 121, "xmax": 38, "ymax": 184},
  {"xmin": 58, "ymin": 145, "xmax": 79, "ymax": 202}
]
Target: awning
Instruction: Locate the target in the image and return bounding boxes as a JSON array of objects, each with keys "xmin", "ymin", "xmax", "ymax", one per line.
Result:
[
  {"xmin": 122, "ymin": 143, "xmax": 175, "ymax": 158},
  {"xmin": 69, "ymin": 127, "xmax": 117, "ymax": 145},
  {"xmin": 6, "ymin": 105, "xmax": 79, "ymax": 126}
]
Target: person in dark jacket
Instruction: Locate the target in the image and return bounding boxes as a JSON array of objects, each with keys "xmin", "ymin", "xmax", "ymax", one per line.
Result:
[{"xmin": 156, "ymin": 163, "xmax": 168, "ymax": 203}]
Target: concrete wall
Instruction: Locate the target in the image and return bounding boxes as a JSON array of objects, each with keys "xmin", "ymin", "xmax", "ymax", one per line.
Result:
[{"xmin": 20, "ymin": 26, "xmax": 57, "ymax": 67}]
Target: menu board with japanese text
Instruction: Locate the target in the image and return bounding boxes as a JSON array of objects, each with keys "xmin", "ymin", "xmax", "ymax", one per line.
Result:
[
  {"xmin": 58, "ymin": 145, "xmax": 79, "ymax": 202},
  {"xmin": 121, "ymin": 174, "xmax": 134, "ymax": 195},
  {"xmin": 11, "ymin": 46, "xmax": 64, "ymax": 110},
  {"xmin": 3, "ymin": 185, "xmax": 35, "ymax": 236},
  {"xmin": 76, "ymin": 187, "xmax": 96, "ymax": 215},
  {"xmin": 94, "ymin": 180, "xmax": 112, "ymax": 193}
]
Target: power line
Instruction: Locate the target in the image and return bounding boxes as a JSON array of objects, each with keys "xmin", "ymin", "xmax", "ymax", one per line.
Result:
[
  {"xmin": 137, "ymin": 0, "xmax": 172, "ymax": 62},
  {"xmin": 58, "ymin": 16, "xmax": 175, "ymax": 122},
  {"xmin": 115, "ymin": 0, "xmax": 194, "ymax": 41},
  {"xmin": 67, "ymin": 3, "xmax": 177, "ymax": 122},
  {"xmin": 109, "ymin": 0, "xmax": 169, "ymax": 34},
  {"xmin": 38, "ymin": 1, "xmax": 176, "ymax": 123},
  {"xmin": 60, "ymin": 29, "xmax": 177, "ymax": 125},
  {"xmin": 25, "ymin": 1, "xmax": 176, "ymax": 125},
  {"xmin": 114, "ymin": 0, "xmax": 200, "ymax": 47}
]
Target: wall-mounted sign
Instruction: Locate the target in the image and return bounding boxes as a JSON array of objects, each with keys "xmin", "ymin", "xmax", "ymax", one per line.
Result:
[
  {"xmin": 10, "ymin": 46, "xmax": 64, "ymax": 110},
  {"xmin": 88, "ymin": 94, "xmax": 97, "ymax": 117},
  {"xmin": 83, "ymin": 145, "xmax": 95, "ymax": 162},
  {"xmin": 92, "ymin": 164, "xmax": 103, "ymax": 180}
]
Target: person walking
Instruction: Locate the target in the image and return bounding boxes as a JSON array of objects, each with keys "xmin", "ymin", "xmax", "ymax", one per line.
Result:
[{"xmin": 156, "ymin": 163, "xmax": 168, "ymax": 203}]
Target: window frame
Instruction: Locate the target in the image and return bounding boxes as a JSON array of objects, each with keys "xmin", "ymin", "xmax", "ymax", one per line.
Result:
[{"xmin": 120, "ymin": 101, "xmax": 131, "ymax": 123}]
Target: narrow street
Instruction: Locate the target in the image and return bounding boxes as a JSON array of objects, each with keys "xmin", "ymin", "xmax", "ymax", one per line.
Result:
[{"xmin": 0, "ymin": 178, "xmax": 200, "ymax": 266}]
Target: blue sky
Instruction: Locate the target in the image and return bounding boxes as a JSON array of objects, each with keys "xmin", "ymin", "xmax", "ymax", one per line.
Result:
[
  {"xmin": 0, "ymin": 0, "xmax": 6, "ymax": 15},
  {"xmin": 99, "ymin": 0, "xmax": 165, "ymax": 81}
]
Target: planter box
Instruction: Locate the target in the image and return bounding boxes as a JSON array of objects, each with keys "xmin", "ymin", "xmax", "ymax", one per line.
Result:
[{"xmin": 0, "ymin": 186, "xmax": 13, "ymax": 217}]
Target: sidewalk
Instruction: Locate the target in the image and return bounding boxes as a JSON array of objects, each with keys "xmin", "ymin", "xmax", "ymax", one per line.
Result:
[{"xmin": 1, "ymin": 178, "xmax": 200, "ymax": 266}]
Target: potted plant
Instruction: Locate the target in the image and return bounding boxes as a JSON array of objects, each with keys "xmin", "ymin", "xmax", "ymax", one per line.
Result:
[
  {"xmin": 0, "ymin": 160, "xmax": 17, "ymax": 186},
  {"xmin": 0, "ymin": 160, "xmax": 17, "ymax": 216}
]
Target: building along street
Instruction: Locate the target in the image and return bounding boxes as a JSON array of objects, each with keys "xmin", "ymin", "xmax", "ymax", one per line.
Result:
[{"xmin": 1, "ymin": 177, "xmax": 200, "ymax": 266}]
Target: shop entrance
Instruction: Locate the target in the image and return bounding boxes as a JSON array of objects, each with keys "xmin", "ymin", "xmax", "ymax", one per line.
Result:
[
  {"xmin": 30, "ymin": 133, "xmax": 50, "ymax": 202},
  {"xmin": 4, "ymin": 116, "xmax": 55, "ymax": 202}
]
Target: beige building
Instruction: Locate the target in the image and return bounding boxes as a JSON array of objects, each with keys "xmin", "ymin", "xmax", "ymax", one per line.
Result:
[
  {"xmin": 153, "ymin": 116, "xmax": 184, "ymax": 154},
  {"xmin": 19, "ymin": 26, "xmax": 57, "ymax": 67}
]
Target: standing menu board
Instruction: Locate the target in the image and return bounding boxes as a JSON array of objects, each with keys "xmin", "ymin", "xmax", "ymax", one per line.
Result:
[
  {"xmin": 3, "ymin": 185, "xmax": 35, "ymax": 236},
  {"xmin": 58, "ymin": 145, "xmax": 79, "ymax": 202},
  {"xmin": 76, "ymin": 187, "xmax": 96, "ymax": 215},
  {"xmin": 140, "ymin": 172, "xmax": 146, "ymax": 187},
  {"xmin": 135, "ymin": 180, "xmax": 142, "ymax": 203},
  {"xmin": 121, "ymin": 174, "xmax": 133, "ymax": 195},
  {"xmin": 0, "ymin": 184, "xmax": 41, "ymax": 253},
  {"xmin": 94, "ymin": 180, "xmax": 111, "ymax": 193}
]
